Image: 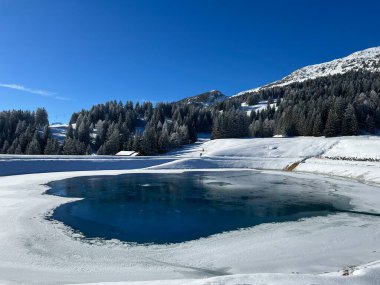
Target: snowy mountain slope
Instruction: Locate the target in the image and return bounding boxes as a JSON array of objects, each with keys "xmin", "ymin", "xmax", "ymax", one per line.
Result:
[
  {"xmin": 176, "ymin": 90, "xmax": 227, "ymax": 106},
  {"xmin": 49, "ymin": 123, "xmax": 68, "ymax": 144},
  {"xmin": 235, "ymin": 46, "xmax": 380, "ymax": 97},
  {"xmin": 241, "ymin": 100, "xmax": 277, "ymax": 116}
]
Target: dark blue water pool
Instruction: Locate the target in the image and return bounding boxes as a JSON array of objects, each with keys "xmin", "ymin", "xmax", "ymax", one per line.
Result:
[{"xmin": 45, "ymin": 171, "xmax": 351, "ymax": 244}]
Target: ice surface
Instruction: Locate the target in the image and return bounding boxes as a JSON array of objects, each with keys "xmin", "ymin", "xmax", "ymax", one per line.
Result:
[{"xmin": 1, "ymin": 135, "xmax": 380, "ymax": 284}]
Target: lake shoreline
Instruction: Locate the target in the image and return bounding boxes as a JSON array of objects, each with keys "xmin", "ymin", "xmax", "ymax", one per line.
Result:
[{"xmin": 1, "ymin": 165, "xmax": 380, "ymax": 284}]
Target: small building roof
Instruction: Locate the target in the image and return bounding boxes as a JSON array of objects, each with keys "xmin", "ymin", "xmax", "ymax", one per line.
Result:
[{"xmin": 115, "ymin": 151, "xmax": 139, "ymax": 156}]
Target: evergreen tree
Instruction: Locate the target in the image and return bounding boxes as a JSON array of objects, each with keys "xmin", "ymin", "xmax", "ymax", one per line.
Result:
[
  {"xmin": 140, "ymin": 127, "xmax": 158, "ymax": 155},
  {"xmin": 132, "ymin": 134, "xmax": 141, "ymax": 152},
  {"xmin": 1, "ymin": 141, "xmax": 9, "ymax": 154},
  {"xmin": 365, "ymin": 114, "xmax": 376, "ymax": 134},
  {"xmin": 26, "ymin": 136, "xmax": 41, "ymax": 155},
  {"xmin": 250, "ymin": 118, "xmax": 263, "ymax": 137},
  {"xmin": 97, "ymin": 144, "xmax": 106, "ymax": 155},
  {"xmin": 35, "ymin": 108, "xmax": 49, "ymax": 127},
  {"xmin": 7, "ymin": 143, "xmax": 15, "ymax": 154},
  {"xmin": 44, "ymin": 138, "xmax": 59, "ymax": 155},
  {"xmin": 158, "ymin": 130, "xmax": 170, "ymax": 153},
  {"xmin": 105, "ymin": 128, "xmax": 121, "ymax": 155},
  {"xmin": 312, "ymin": 113, "xmax": 323, "ymax": 136},
  {"xmin": 324, "ymin": 108, "xmax": 339, "ymax": 137},
  {"xmin": 66, "ymin": 124, "xmax": 74, "ymax": 139},
  {"xmin": 62, "ymin": 138, "xmax": 77, "ymax": 155},
  {"xmin": 169, "ymin": 132, "xmax": 181, "ymax": 148},
  {"xmin": 77, "ymin": 120, "xmax": 91, "ymax": 145},
  {"xmin": 178, "ymin": 125, "xmax": 190, "ymax": 144},
  {"xmin": 341, "ymin": 105, "xmax": 359, "ymax": 135},
  {"xmin": 15, "ymin": 143, "xmax": 23, "ymax": 154},
  {"xmin": 86, "ymin": 145, "xmax": 92, "ymax": 155},
  {"xmin": 262, "ymin": 119, "xmax": 274, "ymax": 137}
]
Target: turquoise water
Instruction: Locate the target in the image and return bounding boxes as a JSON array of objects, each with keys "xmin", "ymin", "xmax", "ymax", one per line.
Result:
[{"xmin": 45, "ymin": 171, "xmax": 350, "ymax": 244}]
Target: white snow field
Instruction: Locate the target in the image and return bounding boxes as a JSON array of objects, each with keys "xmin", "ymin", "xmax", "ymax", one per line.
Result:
[
  {"xmin": 1, "ymin": 136, "xmax": 380, "ymax": 284},
  {"xmin": 49, "ymin": 123, "xmax": 68, "ymax": 144},
  {"xmin": 240, "ymin": 100, "xmax": 277, "ymax": 116}
]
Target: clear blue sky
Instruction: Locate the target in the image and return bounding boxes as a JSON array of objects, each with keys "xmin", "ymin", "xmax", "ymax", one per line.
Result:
[{"xmin": 1, "ymin": 0, "xmax": 380, "ymax": 123}]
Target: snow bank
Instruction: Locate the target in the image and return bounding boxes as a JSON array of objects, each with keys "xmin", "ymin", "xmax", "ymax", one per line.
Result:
[
  {"xmin": 164, "ymin": 135, "xmax": 380, "ymax": 186},
  {"xmin": 79, "ymin": 261, "xmax": 380, "ymax": 285},
  {"xmin": 201, "ymin": 137, "xmax": 337, "ymax": 158},
  {"xmin": 298, "ymin": 158, "xmax": 380, "ymax": 186},
  {"xmin": 158, "ymin": 137, "xmax": 339, "ymax": 170},
  {"xmin": 322, "ymin": 136, "xmax": 380, "ymax": 160}
]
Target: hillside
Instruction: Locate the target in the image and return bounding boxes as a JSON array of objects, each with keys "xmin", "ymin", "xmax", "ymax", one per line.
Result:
[
  {"xmin": 175, "ymin": 90, "xmax": 227, "ymax": 106},
  {"xmin": 3, "ymin": 47, "xmax": 380, "ymax": 157},
  {"xmin": 49, "ymin": 123, "xmax": 68, "ymax": 144},
  {"xmin": 157, "ymin": 135, "xmax": 380, "ymax": 186},
  {"xmin": 235, "ymin": 46, "xmax": 380, "ymax": 97}
]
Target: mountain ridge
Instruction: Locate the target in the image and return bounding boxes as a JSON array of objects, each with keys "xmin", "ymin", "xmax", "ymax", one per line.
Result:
[
  {"xmin": 234, "ymin": 46, "xmax": 380, "ymax": 98},
  {"xmin": 175, "ymin": 90, "xmax": 227, "ymax": 106}
]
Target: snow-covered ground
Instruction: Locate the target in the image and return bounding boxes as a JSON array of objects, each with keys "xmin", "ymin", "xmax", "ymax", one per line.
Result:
[
  {"xmin": 241, "ymin": 100, "xmax": 277, "ymax": 116},
  {"xmin": 164, "ymin": 133, "xmax": 211, "ymax": 157},
  {"xmin": 164, "ymin": 135, "xmax": 380, "ymax": 186},
  {"xmin": 1, "ymin": 135, "xmax": 380, "ymax": 284},
  {"xmin": 49, "ymin": 123, "xmax": 68, "ymax": 144}
]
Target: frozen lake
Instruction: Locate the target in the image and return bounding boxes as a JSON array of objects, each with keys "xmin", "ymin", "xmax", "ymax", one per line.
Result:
[{"xmin": 46, "ymin": 171, "xmax": 354, "ymax": 244}]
